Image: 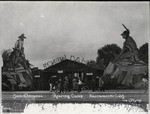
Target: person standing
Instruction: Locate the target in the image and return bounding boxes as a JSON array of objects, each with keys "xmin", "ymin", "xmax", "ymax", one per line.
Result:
[
  {"xmin": 99, "ymin": 77, "xmax": 105, "ymax": 92},
  {"xmin": 49, "ymin": 83, "xmax": 52, "ymax": 92},
  {"xmin": 91, "ymin": 78, "xmax": 96, "ymax": 92},
  {"xmin": 78, "ymin": 77, "xmax": 82, "ymax": 92},
  {"xmin": 68, "ymin": 76, "xmax": 72, "ymax": 92},
  {"xmin": 64, "ymin": 77, "xmax": 68, "ymax": 92},
  {"xmin": 101, "ymin": 78, "xmax": 105, "ymax": 92},
  {"xmin": 59, "ymin": 75, "xmax": 64, "ymax": 93},
  {"xmin": 49, "ymin": 79, "xmax": 53, "ymax": 92}
]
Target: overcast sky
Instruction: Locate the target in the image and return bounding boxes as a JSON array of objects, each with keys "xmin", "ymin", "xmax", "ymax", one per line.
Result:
[{"xmin": 0, "ymin": 2, "xmax": 149, "ymax": 69}]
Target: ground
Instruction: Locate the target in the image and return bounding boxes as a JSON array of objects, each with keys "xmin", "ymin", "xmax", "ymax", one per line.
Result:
[{"xmin": 2, "ymin": 90, "xmax": 148, "ymax": 113}]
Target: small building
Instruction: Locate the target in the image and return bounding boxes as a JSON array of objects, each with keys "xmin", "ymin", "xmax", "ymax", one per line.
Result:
[
  {"xmin": 36, "ymin": 59, "xmax": 103, "ymax": 91},
  {"xmin": 32, "ymin": 67, "xmax": 43, "ymax": 90}
]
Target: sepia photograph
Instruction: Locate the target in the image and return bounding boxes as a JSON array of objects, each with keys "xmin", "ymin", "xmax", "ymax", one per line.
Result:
[{"xmin": 0, "ymin": 1, "xmax": 149, "ymax": 114}]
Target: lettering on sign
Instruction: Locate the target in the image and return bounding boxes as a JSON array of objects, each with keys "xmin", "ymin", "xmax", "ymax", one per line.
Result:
[
  {"xmin": 70, "ymin": 55, "xmax": 75, "ymax": 61},
  {"xmin": 86, "ymin": 73, "xmax": 93, "ymax": 75},
  {"xmin": 35, "ymin": 75, "xmax": 40, "ymax": 78},
  {"xmin": 58, "ymin": 70, "xmax": 63, "ymax": 73},
  {"xmin": 43, "ymin": 55, "xmax": 88, "ymax": 69}
]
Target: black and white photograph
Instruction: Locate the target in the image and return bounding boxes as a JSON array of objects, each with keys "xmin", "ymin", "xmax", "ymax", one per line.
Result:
[{"xmin": 0, "ymin": 1, "xmax": 149, "ymax": 114}]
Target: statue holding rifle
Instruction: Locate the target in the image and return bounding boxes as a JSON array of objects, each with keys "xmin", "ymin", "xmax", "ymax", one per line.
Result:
[
  {"xmin": 115, "ymin": 24, "xmax": 140, "ymax": 64},
  {"xmin": 102, "ymin": 24, "xmax": 148, "ymax": 89}
]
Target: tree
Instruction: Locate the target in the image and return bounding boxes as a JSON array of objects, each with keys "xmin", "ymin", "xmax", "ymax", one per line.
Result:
[
  {"xmin": 86, "ymin": 60, "xmax": 96, "ymax": 67},
  {"xmin": 97, "ymin": 44, "xmax": 122, "ymax": 67},
  {"xmin": 139, "ymin": 43, "xmax": 148, "ymax": 63}
]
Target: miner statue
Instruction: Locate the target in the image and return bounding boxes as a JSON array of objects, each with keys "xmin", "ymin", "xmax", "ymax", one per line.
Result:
[
  {"xmin": 2, "ymin": 33, "xmax": 34, "ymax": 91},
  {"xmin": 15, "ymin": 34, "xmax": 26, "ymax": 59}
]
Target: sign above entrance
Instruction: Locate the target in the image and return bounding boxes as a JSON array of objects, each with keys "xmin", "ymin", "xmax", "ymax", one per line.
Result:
[
  {"xmin": 35, "ymin": 75, "xmax": 40, "ymax": 78},
  {"xmin": 58, "ymin": 70, "xmax": 63, "ymax": 73},
  {"xmin": 86, "ymin": 73, "xmax": 93, "ymax": 75},
  {"xmin": 43, "ymin": 55, "xmax": 89, "ymax": 69}
]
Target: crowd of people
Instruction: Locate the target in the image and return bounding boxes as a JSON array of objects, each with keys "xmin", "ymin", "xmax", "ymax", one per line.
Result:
[{"xmin": 49, "ymin": 76, "xmax": 105, "ymax": 93}]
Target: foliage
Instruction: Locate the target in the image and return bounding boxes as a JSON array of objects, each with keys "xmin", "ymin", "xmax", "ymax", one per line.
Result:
[
  {"xmin": 86, "ymin": 60, "xmax": 96, "ymax": 67},
  {"xmin": 139, "ymin": 43, "xmax": 148, "ymax": 63},
  {"xmin": 97, "ymin": 44, "xmax": 122, "ymax": 67}
]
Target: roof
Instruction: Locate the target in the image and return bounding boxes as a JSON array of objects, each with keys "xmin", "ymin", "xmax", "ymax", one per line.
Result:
[{"xmin": 44, "ymin": 59, "xmax": 103, "ymax": 73}]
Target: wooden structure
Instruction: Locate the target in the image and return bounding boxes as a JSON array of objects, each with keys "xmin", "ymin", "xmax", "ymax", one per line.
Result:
[{"xmin": 34, "ymin": 59, "xmax": 104, "ymax": 90}]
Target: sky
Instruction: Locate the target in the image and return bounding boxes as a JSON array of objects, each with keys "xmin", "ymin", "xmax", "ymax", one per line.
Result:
[{"xmin": 0, "ymin": 1, "xmax": 149, "ymax": 69}]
